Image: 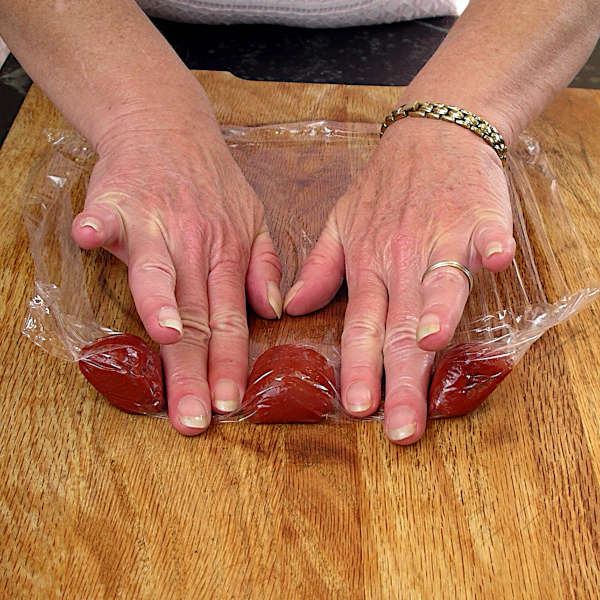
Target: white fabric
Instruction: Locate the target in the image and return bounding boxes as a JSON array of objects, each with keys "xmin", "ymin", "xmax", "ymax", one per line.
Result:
[{"xmin": 137, "ymin": 0, "xmax": 469, "ymax": 28}]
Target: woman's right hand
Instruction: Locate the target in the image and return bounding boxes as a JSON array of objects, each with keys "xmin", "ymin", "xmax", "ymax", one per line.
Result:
[{"xmin": 72, "ymin": 110, "xmax": 282, "ymax": 435}]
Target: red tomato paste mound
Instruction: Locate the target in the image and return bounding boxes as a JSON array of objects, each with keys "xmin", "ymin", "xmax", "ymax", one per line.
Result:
[
  {"xmin": 78, "ymin": 333, "xmax": 165, "ymax": 415},
  {"xmin": 428, "ymin": 342, "xmax": 514, "ymax": 419},
  {"xmin": 244, "ymin": 344, "xmax": 337, "ymax": 424}
]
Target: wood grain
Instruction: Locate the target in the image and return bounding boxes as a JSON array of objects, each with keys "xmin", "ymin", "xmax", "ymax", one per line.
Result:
[{"xmin": 1, "ymin": 72, "xmax": 599, "ymax": 599}]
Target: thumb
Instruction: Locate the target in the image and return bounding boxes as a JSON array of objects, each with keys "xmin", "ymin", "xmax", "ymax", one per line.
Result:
[
  {"xmin": 472, "ymin": 217, "xmax": 516, "ymax": 273},
  {"xmin": 284, "ymin": 212, "xmax": 345, "ymax": 316},
  {"xmin": 246, "ymin": 221, "xmax": 283, "ymax": 319},
  {"xmin": 71, "ymin": 192, "xmax": 125, "ymax": 255}
]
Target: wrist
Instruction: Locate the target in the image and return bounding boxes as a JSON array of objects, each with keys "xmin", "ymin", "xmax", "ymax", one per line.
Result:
[
  {"xmin": 396, "ymin": 86, "xmax": 520, "ymax": 148},
  {"xmin": 93, "ymin": 82, "xmax": 222, "ymax": 155},
  {"xmin": 381, "ymin": 100, "xmax": 508, "ymax": 165},
  {"xmin": 380, "ymin": 109, "xmax": 506, "ymax": 170}
]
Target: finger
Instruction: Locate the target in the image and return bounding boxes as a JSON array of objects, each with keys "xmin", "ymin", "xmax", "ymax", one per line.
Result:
[
  {"xmin": 416, "ymin": 243, "xmax": 471, "ymax": 352},
  {"xmin": 162, "ymin": 253, "xmax": 212, "ymax": 436},
  {"xmin": 340, "ymin": 268, "xmax": 387, "ymax": 417},
  {"xmin": 127, "ymin": 222, "xmax": 182, "ymax": 346},
  {"xmin": 71, "ymin": 194, "xmax": 125, "ymax": 253},
  {"xmin": 284, "ymin": 213, "xmax": 345, "ymax": 316},
  {"xmin": 208, "ymin": 254, "xmax": 249, "ymax": 414},
  {"xmin": 245, "ymin": 221, "xmax": 283, "ymax": 319},
  {"xmin": 472, "ymin": 218, "xmax": 515, "ymax": 272},
  {"xmin": 383, "ymin": 263, "xmax": 433, "ymax": 445}
]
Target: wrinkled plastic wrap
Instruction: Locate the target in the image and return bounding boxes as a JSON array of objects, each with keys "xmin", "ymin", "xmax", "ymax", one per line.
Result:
[{"xmin": 21, "ymin": 124, "xmax": 600, "ymax": 424}]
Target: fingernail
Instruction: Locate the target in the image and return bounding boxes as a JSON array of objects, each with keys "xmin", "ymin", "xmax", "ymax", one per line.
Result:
[
  {"xmin": 178, "ymin": 395, "xmax": 210, "ymax": 430},
  {"xmin": 416, "ymin": 314, "xmax": 440, "ymax": 342},
  {"xmin": 485, "ymin": 243, "xmax": 503, "ymax": 258},
  {"xmin": 346, "ymin": 381, "xmax": 372, "ymax": 413},
  {"xmin": 80, "ymin": 217, "xmax": 101, "ymax": 231},
  {"xmin": 283, "ymin": 280, "xmax": 304, "ymax": 312},
  {"xmin": 388, "ymin": 422, "xmax": 417, "ymax": 441},
  {"xmin": 213, "ymin": 379, "xmax": 240, "ymax": 413},
  {"xmin": 266, "ymin": 280, "xmax": 282, "ymax": 319},
  {"xmin": 158, "ymin": 306, "xmax": 183, "ymax": 335},
  {"xmin": 387, "ymin": 406, "xmax": 418, "ymax": 442}
]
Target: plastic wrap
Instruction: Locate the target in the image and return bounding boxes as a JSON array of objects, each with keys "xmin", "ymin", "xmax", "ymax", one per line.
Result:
[
  {"xmin": 244, "ymin": 345, "xmax": 337, "ymax": 424},
  {"xmin": 21, "ymin": 124, "xmax": 600, "ymax": 424}
]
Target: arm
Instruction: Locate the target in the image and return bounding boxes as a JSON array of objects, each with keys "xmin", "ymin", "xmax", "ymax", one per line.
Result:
[
  {"xmin": 285, "ymin": 0, "xmax": 600, "ymax": 443},
  {"xmin": 401, "ymin": 0, "xmax": 600, "ymax": 145},
  {"xmin": 0, "ymin": 1, "xmax": 283, "ymax": 434},
  {"xmin": 0, "ymin": 0, "xmax": 218, "ymax": 145}
]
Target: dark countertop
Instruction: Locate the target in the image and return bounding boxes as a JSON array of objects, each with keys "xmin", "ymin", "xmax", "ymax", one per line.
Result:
[{"xmin": 1, "ymin": 16, "xmax": 599, "ymax": 145}]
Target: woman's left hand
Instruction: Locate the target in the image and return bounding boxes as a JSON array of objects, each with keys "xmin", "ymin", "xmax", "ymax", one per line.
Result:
[{"xmin": 283, "ymin": 116, "xmax": 515, "ymax": 444}]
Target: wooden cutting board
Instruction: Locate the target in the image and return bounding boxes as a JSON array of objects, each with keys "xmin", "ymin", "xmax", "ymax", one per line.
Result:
[{"xmin": 1, "ymin": 71, "xmax": 599, "ymax": 599}]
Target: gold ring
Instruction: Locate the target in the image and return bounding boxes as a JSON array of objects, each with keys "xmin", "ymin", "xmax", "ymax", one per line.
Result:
[{"xmin": 421, "ymin": 260, "xmax": 473, "ymax": 292}]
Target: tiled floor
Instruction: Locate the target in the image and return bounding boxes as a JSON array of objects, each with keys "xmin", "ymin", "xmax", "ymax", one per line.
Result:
[{"xmin": 1, "ymin": 17, "xmax": 599, "ymax": 145}]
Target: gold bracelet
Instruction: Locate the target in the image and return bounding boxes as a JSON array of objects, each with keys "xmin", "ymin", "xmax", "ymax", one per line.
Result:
[{"xmin": 380, "ymin": 101, "xmax": 507, "ymax": 165}]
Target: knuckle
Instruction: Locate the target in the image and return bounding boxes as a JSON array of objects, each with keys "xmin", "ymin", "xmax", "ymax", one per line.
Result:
[
  {"xmin": 475, "ymin": 216, "xmax": 511, "ymax": 239},
  {"xmin": 226, "ymin": 240, "xmax": 248, "ymax": 264},
  {"xmin": 251, "ymin": 233, "xmax": 281, "ymax": 272},
  {"xmin": 177, "ymin": 218, "xmax": 212, "ymax": 253},
  {"xmin": 420, "ymin": 303, "xmax": 451, "ymax": 321},
  {"xmin": 342, "ymin": 317, "xmax": 385, "ymax": 349},
  {"xmin": 347, "ymin": 264, "xmax": 383, "ymax": 291},
  {"xmin": 344, "ymin": 362, "xmax": 381, "ymax": 378},
  {"xmin": 390, "ymin": 232, "xmax": 418, "ymax": 254},
  {"xmin": 256, "ymin": 250, "xmax": 282, "ymax": 275},
  {"xmin": 388, "ymin": 233, "xmax": 419, "ymax": 268},
  {"xmin": 253, "ymin": 229, "xmax": 277, "ymax": 249},
  {"xmin": 130, "ymin": 255, "xmax": 176, "ymax": 282},
  {"xmin": 137, "ymin": 295, "xmax": 176, "ymax": 319},
  {"xmin": 209, "ymin": 268, "xmax": 246, "ymax": 294},
  {"xmin": 190, "ymin": 218, "xmax": 210, "ymax": 242},
  {"xmin": 305, "ymin": 248, "xmax": 335, "ymax": 270},
  {"xmin": 385, "ymin": 381, "xmax": 424, "ymax": 404},
  {"xmin": 167, "ymin": 370, "xmax": 208, "ymax": 392},
  {"xmin": 383, "ymin": 320, "xmax": 419, "ymax": 358},
  {"xmin": 211, "ymin": 240, "xmax": 248, "ymax": 272},
  {"xmin": 178, "ymin": 309, "xmax": 212, "ymax": 346},
  {"xmin": 88, "ymin": 191, "xmax": 132, "ymax": 209},
  {"xmin": 209, "ymin": 309, "xmax": 249, "ymax": 338}
]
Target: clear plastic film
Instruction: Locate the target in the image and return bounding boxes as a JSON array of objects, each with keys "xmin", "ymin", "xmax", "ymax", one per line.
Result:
[{"xmin": 21, "ymin": 124, "xmax": 600, "ymax": 423}]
